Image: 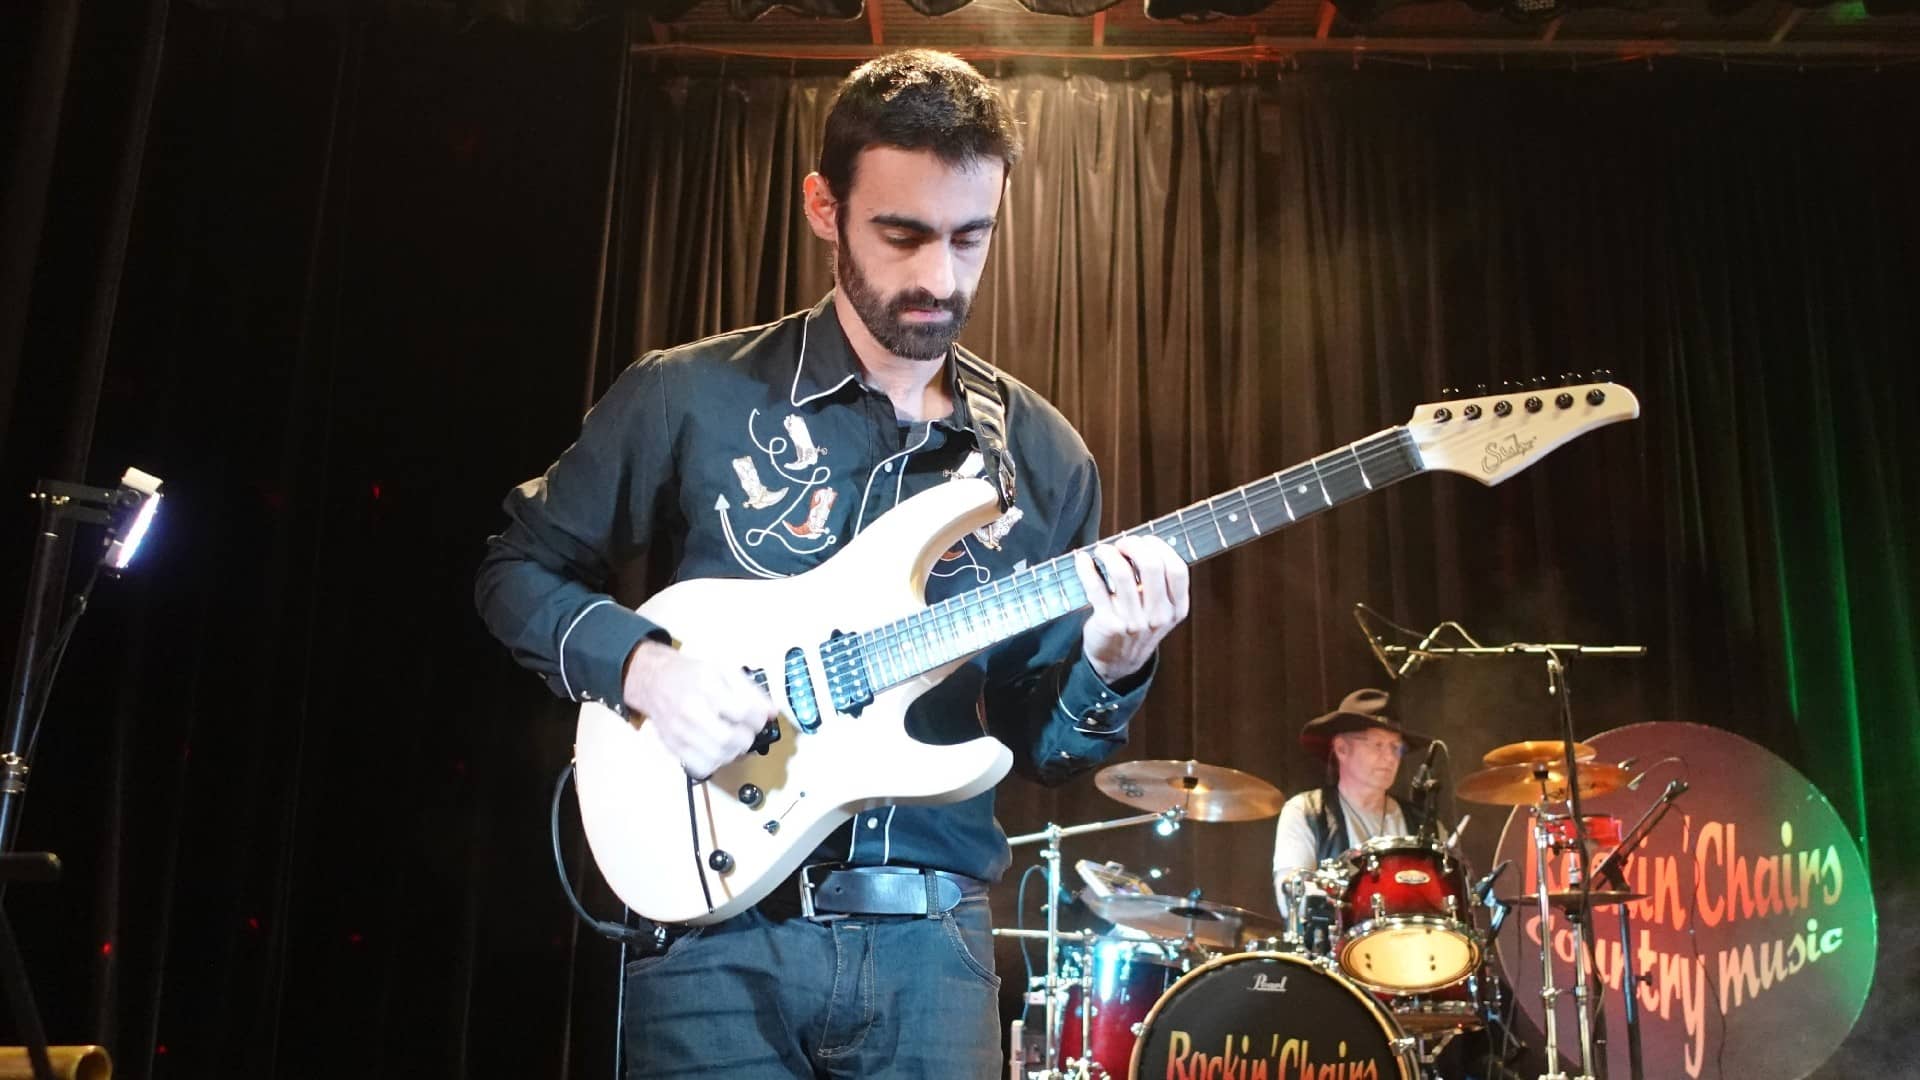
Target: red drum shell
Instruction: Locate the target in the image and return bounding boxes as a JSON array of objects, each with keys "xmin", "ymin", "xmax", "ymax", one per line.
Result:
[{"xmin": 1336, "ymin": 837, "xmax": 1480, "ymax": 993}]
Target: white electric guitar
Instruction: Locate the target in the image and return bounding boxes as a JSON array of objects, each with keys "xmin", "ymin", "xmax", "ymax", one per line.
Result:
[{"xmin": 574, "ymin": 381, "xmax": 1640, "ymax": 925}]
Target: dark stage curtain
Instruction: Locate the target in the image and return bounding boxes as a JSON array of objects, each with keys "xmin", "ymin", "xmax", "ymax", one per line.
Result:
[{"xmin": 3, "ymin": 8, "xmax": 1917, "ymax": 1075}]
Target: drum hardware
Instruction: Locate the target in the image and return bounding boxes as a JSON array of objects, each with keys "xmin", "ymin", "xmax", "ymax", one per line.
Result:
[
  {"xmin": 1007, "ymin": 758, "xmax": 1285, "ymax": 1080},
  {"xmin": 1378, "ymin": 637, "xmax": 1645, "ymax": 1080},
  {"xmin": 1005, "ymin": 808, "xmax": 1188, "ymax": 1080}
]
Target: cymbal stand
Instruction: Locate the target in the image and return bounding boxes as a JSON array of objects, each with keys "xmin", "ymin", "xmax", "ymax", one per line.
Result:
[
  {"xmin": 1526, "ymin": 796, "xmax": 1572, "ymax": 1080},
  {"xmin": 1006, "ymin": 806, "xmax": 1186, "ymax": 1080}
]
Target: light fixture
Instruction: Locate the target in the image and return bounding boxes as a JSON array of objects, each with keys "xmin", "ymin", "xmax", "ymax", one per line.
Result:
[{"xmin": 103, "ymin": 468, "xmax": 164, "ymax": 573}]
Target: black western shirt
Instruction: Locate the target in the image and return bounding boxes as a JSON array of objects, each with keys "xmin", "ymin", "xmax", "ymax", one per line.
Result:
[{"xmin": 475, "ymin": 295, "xmax": 1153, "ymax": 884}]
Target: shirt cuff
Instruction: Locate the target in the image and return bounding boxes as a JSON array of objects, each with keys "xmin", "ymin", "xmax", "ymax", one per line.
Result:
[
  {"xmin": 1056, "ymin": 651, "xmax": 1156, "ymax": 737},
  {"xmin": 558, "ymin": 599, "xmax": 670, "ymax": 709}
]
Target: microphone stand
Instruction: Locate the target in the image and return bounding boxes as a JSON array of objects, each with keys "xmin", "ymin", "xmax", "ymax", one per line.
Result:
[{"xmin": 1589, "ymin": 778, "xmax": 1689, "ymax": 1080}]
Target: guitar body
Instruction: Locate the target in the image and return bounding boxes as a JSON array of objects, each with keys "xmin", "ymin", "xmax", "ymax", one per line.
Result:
[{"xmin": 573, "ymin": 478, "xmax": 1017, "ymax": 926}]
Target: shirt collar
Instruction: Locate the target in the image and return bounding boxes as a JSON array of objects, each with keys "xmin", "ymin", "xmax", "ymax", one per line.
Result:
[
  {"xmin": 788, "ymin": 293, "xmax": 863, "ymax": 407},
  {"xmin": 787, "ymin": 292, "xmax": 977, "ymax": 434}
]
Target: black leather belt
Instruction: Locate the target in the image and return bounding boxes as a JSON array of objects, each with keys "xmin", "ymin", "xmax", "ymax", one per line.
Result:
[{"xmin": 795, "ymin": 865, "xmax": 987, "ymax": 919}]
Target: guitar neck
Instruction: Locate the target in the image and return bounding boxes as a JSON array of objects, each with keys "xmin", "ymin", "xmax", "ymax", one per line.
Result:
[{"xmin": 852, "ymin": 426, "xmax": 1424, "ymax": 693}]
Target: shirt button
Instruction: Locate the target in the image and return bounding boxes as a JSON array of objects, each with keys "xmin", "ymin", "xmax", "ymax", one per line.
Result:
[
  {"xmin": 866, "ymin": 817, "xmax": 880, "ymax": 829},
  {"xmin": 883, "ymin": 462, "xmax": 894, "ymax": 473}
]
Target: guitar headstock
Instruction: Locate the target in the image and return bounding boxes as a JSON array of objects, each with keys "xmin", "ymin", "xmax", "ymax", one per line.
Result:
[{"xmin": 1407, "ymin": 376, "xmax": 1640, "ymax": 486}]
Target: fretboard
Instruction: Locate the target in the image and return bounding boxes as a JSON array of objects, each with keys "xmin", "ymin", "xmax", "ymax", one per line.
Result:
[{"xmin": 847, "ymin": 426, "xmax": 1425, "ymax": 693}]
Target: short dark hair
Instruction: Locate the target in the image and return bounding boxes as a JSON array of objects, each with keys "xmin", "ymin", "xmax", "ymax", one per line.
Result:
[{"xmin": 819, "ymin": 50, "xmax": 1021, "ymax": 203}]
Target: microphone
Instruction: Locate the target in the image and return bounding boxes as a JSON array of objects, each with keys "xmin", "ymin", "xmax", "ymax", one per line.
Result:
[
  {"xmin": 1395, "ymin": 622, "xmax": 1446, "ymax": 679},
  {"xmin": 1472, "ymin": 860, "xmax": 1512, "ymax": 906},
  {"xmin": 1410, "ymin": 740, "xmax": 1442, "ymax": 795},
  {"xmin": 1446, "ymin": 814, "xmax": 1471, "ymax": 851},
  {"xmin": 1476, "ymin": 860, "xmax": 1513, "ymax": 936}
]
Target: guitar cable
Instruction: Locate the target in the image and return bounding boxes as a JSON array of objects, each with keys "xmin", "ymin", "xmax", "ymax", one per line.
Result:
[{"xmin": 551, "ymin": 762, "xmax": 662, "ymax": 946}]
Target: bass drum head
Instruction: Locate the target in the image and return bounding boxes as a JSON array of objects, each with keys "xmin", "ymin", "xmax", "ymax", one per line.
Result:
[{"xmin": 1129, "ymin": 952, "xmax": 1415, "ymax": 1080}]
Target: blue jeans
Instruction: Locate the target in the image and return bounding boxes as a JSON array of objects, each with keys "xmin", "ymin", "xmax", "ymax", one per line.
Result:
[{"xmin": 622, "ymin": 898, "xmax": 1004, "ymax": 1078}]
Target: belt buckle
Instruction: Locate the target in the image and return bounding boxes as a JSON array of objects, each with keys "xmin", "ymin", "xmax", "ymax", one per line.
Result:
[{"xmin": 797, "ymin": 861, "xmax": 844, "ymax": 920}]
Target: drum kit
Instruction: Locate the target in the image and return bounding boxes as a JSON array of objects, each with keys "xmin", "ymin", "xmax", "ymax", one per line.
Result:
[{"xmin": 997, "ymin": 741, "xmax": 1660, "ymax": 1080}]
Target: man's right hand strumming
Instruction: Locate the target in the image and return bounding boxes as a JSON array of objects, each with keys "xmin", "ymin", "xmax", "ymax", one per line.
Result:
[{"xmin": 621, "ymin": 640, "xmax": 780, "ymax": 779}]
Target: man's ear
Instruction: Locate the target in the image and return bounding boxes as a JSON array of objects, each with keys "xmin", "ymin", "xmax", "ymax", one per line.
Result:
[{"xmin": 801, "ymin": 172, "xmax": 839, "ymax": 243}]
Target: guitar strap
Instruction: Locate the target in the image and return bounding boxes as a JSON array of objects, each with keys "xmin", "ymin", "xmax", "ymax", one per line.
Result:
[{"xmin": 951, "ymin": 347, "xmax": 1017, "ymax": 512}]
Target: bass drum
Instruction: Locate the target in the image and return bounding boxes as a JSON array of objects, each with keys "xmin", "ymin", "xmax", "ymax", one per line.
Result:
[{"xmin": 1129, "ymin": 952, "xmax": 1416, "ymax": 1080}]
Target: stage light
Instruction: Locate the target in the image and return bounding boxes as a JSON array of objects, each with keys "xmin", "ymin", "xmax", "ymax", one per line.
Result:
[
  {"xmin": 1145, "ymin": 0, "xmax": 1273, "ymax": 18},
  {"xmin": 103, "ymin": 468, "xmax": 163, "ymax": 573},
  {"xmin": 1016, "ymin": 0, "xmax": 1122, "ymax": 15}
]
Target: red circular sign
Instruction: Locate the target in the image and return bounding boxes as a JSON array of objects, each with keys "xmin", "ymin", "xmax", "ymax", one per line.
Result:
[{"xmin": 1492, "ymin": 722, "xmax": 1876, "ymax": 1080}]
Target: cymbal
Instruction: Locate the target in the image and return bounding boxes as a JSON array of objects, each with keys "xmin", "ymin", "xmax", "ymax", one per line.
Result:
[
  {"xmin": 1085, "ymin": 894, "xmax": 1282, "ymax": 948},
  {"xmin": 1482, "ymin": 740, "xmax": 1600, "ymax": 768},
  {"xmin": 1094, "ymin": 759, "xmax": 1284, "ymax": 822},
  {"xmin": 1456, "ymin": 761, "xmax": 1632, "ymax": 806},
  {"xmin": 1497, "ymin": 889, "xmax": 1647, "ymax": 911}
]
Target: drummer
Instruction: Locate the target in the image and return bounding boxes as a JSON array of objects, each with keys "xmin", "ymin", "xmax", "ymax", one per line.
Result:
[{"xmin": 1271, "ymin": 689, "xmax": 1439, "ymax": 916}]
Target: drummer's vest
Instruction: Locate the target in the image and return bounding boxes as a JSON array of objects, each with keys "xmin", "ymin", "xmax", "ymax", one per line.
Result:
[{"xmin": 1306, "ymin": 786, "xmax": 1431, "ymax": 862}]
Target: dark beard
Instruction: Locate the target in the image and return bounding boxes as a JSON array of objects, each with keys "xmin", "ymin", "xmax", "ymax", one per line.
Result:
[{"xmin": 836, "ymin": 230, "xmax": 972, "ymax": 361}]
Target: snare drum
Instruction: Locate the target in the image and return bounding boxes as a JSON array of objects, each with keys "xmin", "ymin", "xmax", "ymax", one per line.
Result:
[
  {"xmin": 1059, "ymin": 936, "xmax": 1189, "ymax": 1074},
  {"xmin": 1336, "ymin": 836, "xmax": 1480, "ymax": 993},
  {"xmin": 1128, "ymin": 952, "xmax": 1418, "ymax": 1080}
]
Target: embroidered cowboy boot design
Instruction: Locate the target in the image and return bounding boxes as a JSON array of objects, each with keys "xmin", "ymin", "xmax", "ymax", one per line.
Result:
[
  {"xmin": 782, "ymin": 487, "xmax": 838, "ymax": 538},
  {"xmin": 783, "ymin": 414, "xmax": 827, "ymax": 470},
  {"xmin": 731, "ymin": 456, "xmax": 788, "ymax": 510}
]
